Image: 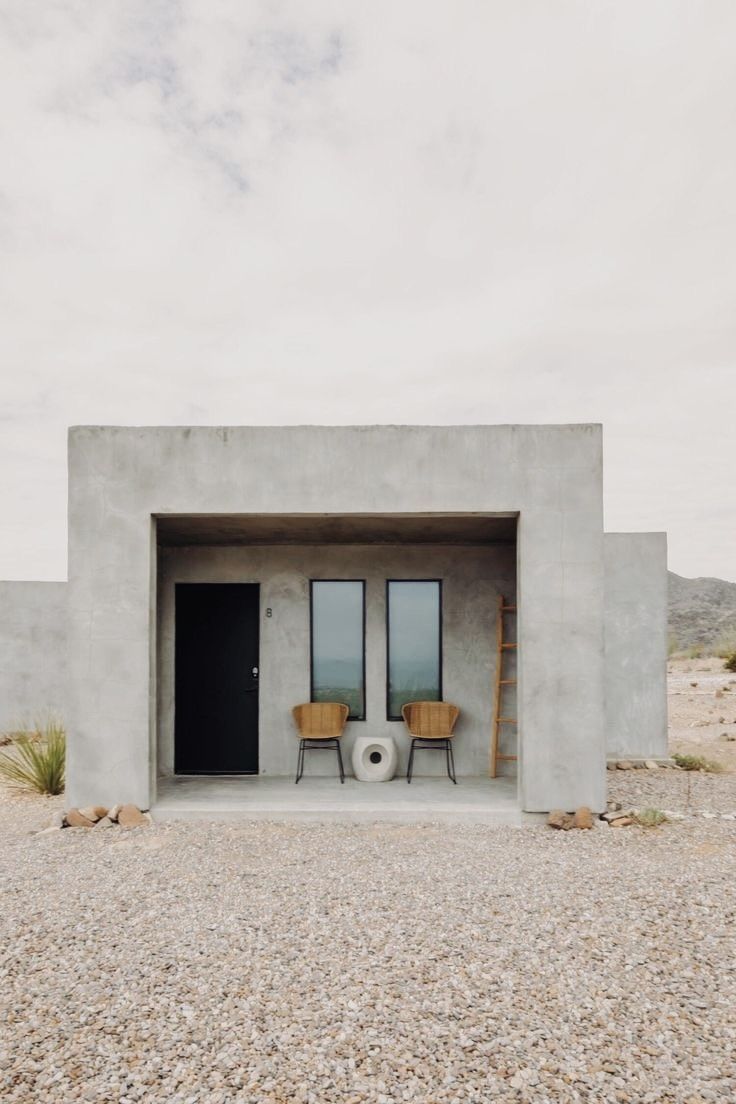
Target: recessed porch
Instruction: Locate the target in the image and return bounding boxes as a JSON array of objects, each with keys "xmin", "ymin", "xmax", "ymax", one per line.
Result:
[{"xmin": 154, "ymin": 510, "xmax": 520, "ymax": 814}]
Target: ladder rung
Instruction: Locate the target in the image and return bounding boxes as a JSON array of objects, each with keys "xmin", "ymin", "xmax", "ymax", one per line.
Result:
[
  {"xmin": 497, "ymin": 754, "xmax": 518, "ymax": 762},
  {"xmin": 499, "ymin": 679, "xmax": 517, "ymax": 685},
  {"xmin": 496, "ymin": 717, "xmax": 517, "ymax": 724},
  {"xmin": 501, "ymin": 643, "xmax": 517, "ymax": 650},
  {"xmin": 501, "ymin": 605, "xmax": 516, "ymax": 611}
]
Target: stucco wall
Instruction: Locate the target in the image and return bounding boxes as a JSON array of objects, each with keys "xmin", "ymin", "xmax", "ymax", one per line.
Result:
[
  {"xmin": 157, "ymin": 544, "xmax": 517, "ymax": 780},
  {"xmin": 604, "ymin": 532, "xmax": 668, "ymax": 759},
  {"xmin": 66, "ymin": 424, "xmax": 607, "ymax": 811},
  {"xmin": 0, "ymin": 582, "xmax": 68, "ymax": 734}
]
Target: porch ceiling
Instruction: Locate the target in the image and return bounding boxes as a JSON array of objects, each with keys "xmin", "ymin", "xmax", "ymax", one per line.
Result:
[{"xmin": 156, "ymin": 512, "xmax": 517, "ymax": 546}]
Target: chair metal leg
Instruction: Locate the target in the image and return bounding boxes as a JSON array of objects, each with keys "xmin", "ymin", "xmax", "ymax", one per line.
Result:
[
  {"xmin": 447, "ymin": 739, "xmax": 457, "ymax": 784},
  {"xmin": 295, "ymin": 739, "xmax": 305, "ymax": 783},
  {"xmin": 336, "ymin": 740, "xmax": 345, "ymax": 783},
  {"xmin": 407, "ymin": 739, "xmax": 415, "ymax": 783}
]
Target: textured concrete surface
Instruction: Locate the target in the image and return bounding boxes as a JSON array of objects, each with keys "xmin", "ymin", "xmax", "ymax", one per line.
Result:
[
  {"xmin": 604, "ymin": 533, "xmax": 668, "ymax": 759},
  {"xmin": 152, "ymin": 774, "xmax": 529, "ymax": 824},
  {"xmin": 0, "ymin": 582, "xmax": 68, "ymax": 733},
  {"xmin": 157, "ymin": 543, "xmax": 516, "ymax": 780},
  {"xmin": 66, "ymin": 424, "xmax": 609, "ymax": 813}
]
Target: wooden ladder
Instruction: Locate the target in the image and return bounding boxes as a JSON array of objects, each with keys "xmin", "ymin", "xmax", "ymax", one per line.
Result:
[{"xmin": 489, "ymin": 594, "xmax": 518, "ymax": 778}]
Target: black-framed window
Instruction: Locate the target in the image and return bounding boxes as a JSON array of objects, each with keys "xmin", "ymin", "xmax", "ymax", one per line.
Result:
[
  {"xmin": 386, "ymin": 580, "xmax": 442, "ymax": 721},
  {"xmin": 310, "ymin": 580, "xmax": 366, "ymax": 720}
]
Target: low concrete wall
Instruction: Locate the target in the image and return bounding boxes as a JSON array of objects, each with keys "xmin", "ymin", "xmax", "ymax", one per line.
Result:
[
  {"xmin": 0, "ymin": 582, "xmax": 68, "ymax": 734},
  {"xmin": 158, "ymin": 544, "xmax": 517, "ymax": 782},
  {"xmin": 604, "ymin": 533, "xmax": 668, "ymax": 759}
]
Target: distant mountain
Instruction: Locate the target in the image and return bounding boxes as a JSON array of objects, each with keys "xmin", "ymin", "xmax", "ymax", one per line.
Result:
[{"xmin": 668, "ymin": 572, "xmax": 736, "ymax": 651}]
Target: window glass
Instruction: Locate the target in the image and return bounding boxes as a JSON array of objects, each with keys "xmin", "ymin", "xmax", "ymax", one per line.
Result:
[
  {"xmin": 387, "ymin": 580, "xmax": 442, "ymax": 720},
  {"xmin": 310, "ymin": 581, "xmax": 365, "ymax": 720}
]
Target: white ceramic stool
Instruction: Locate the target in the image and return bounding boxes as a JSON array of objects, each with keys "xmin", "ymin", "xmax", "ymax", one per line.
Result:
[{"xmin": 351, "ymin": 735, "xmax": 398, "ymax": 782}]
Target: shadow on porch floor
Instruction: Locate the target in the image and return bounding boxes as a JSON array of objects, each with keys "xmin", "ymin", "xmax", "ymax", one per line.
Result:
[{"xmin": 152, "ymin": 774, "xmax": 536, "ymax": 825}]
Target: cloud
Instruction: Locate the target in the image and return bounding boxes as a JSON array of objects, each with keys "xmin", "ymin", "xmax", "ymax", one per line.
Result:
[{"xmin": 0, "ymin": 0, "xmax": 734, "ymax": 579}]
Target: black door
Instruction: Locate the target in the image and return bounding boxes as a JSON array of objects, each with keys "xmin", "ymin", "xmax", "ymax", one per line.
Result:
[{"xmin": 175, "ymin": 583, "xmax": 260, "ymax": 774}]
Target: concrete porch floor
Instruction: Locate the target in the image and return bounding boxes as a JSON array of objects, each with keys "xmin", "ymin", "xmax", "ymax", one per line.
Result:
[{"xmin": 152, "ymin": 774, "xmax": 536, "ymax": 824}]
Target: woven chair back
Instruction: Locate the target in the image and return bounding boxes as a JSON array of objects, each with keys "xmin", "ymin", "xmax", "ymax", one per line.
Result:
[
  {"xmin": 401, "ymin": 701, "xmax": 460, "ymax": 739},
  {"xmin": 292, "ymin": 702, "xmax": 349, "ymax": 740}
]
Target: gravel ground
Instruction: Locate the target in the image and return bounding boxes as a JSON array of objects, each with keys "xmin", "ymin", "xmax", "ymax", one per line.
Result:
[
  {"xmin": 609, "ymin": 767, "xmax": 736, "ymax": 816},
  {"xmin": 1, "ymin": 784, "xmax": 736, "ymax": 1103},
  {"xmin": 667, "ymin": 657, "xmax": 736, "ymax": 771}
]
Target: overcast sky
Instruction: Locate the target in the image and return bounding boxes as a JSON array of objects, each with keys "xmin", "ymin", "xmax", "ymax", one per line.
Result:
[{"xmin": 1, "ymin": 1, "xmax": 734, "ymax": 581}]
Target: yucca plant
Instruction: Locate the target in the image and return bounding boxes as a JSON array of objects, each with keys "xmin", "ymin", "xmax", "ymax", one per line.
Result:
[{"xmin": 0, "ymin": 721, "xmax": 65, "ymax": 795}]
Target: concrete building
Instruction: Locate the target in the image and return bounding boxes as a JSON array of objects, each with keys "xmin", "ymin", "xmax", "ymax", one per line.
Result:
[{"xmin": 0, "ymin": 424, "xmax": 668, "ymax": 815}]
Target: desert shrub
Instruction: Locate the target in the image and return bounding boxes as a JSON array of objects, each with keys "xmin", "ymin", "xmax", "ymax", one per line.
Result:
[
  {"xmin": 673, "ymin": 753, "xmax": 723, "ymax": 773},
  {"xmin": 667, "ymin": 634, "xmax": 680, "ymax": 657},
  {"xmin": 0, "ymin": 721, "xmax": 65, "ymax": 795},
  {"xmin": 636, "ymin": 808, "xmax": 668, "ymax": 828},
  {"xmin": 711, "ymin": 628, "xmax": 736, "ymax": 656},
  {"xmin": 723, "ymin": 652, "xmax": 736, "ymax": 673}
]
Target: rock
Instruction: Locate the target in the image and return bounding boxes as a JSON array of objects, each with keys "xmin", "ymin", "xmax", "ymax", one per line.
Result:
[
  {"xmin": 65, "ymin": 809, "xmax": 95, "ymax": 828},
  {"xmin": 606, "ymin": 762, "xmax": 617, "ymax": 770},
  {"xmin": 573, "ymin": 806, "xmax": 593, "ymax": 829},
  {"xmin": 108, "ymin": 804, "xmax": 121, "ymax": 822},
  {"xmin": 607, "ymin": 801, "xmax": 623, "ymax": 812},
  {"xmin": 547, "ymin": 809, "xmax": 573, "ymax": 830},
  {"xmin": 616, "ymin": 760, "xmax": 634, "ymax": 770},
  {"xmin": 93, "ymin": 816, "xmax": 113, "ymax": 829},
  {"xmin": 48, "ymin": 811, "xmax": 65, "ymax": 829},
  {"xmin": 79, "ymin": 805, "xmax": 107, "ymax": 823},
  {"xmin": 691, "ymin": 681, "xmax": 698, "ymax": 687},
  {"xmin": 37, "ymin": 826, "xmax": 62, "ymax": 835},
  {"xmin": 644, "ymin": 760, "xmax": 659, "ymax": 770},
  {"xmin": 609, "ymin": 816, "xmax": 634, "ymax": 828},
  {"xmin": 117, "ymin": 804, "xmax": 147, "ymax": 828}
]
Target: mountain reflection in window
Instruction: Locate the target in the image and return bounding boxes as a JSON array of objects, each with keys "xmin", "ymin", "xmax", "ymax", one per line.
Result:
[
  {"xmin": 310, "ymin": 581, "xmax": 365, "ymax": 720},
  {"xmin": 387, "ymin": 580, "xmax": 442, "ymax": 720}
]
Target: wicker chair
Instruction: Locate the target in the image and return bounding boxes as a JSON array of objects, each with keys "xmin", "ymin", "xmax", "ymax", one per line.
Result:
[
  {"xmin": 292, "ymin": 702, "xmax": 349, "ymax": 784},
  {"xmin": 401, "ymin": 701, "xmax": 460, "ymax": 784}
]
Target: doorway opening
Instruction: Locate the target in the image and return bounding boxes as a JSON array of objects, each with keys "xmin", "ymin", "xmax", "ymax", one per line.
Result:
[{"xmin": 174, "ymin": 583, "xmax": 260, "ymax": 774}]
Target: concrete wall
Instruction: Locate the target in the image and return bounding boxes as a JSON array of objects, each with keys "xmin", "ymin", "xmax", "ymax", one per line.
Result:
[
  {"xmin": 0, "ymin": 582, "xmax": 68, "ymax": 733},
  {"xmin": 604, "ymin": 533, "xmax": 668, "ymax": 760},
  {"xmin": 66, "ymin": 424, "xmax": 607, "ymax": 812},
  {"xmin": 157, "ymin": 544, "xmax": 517, "ymax": 779}
]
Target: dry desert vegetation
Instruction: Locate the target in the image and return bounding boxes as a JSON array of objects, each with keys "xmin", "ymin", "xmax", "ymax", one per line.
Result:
[
  {"xmin": 667, "ymin": 655, "xmax": 736, "ymax": 771},
  {"xmin": 0, "ymin": 662, "xmax": 735, "ymax": 1103}
]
